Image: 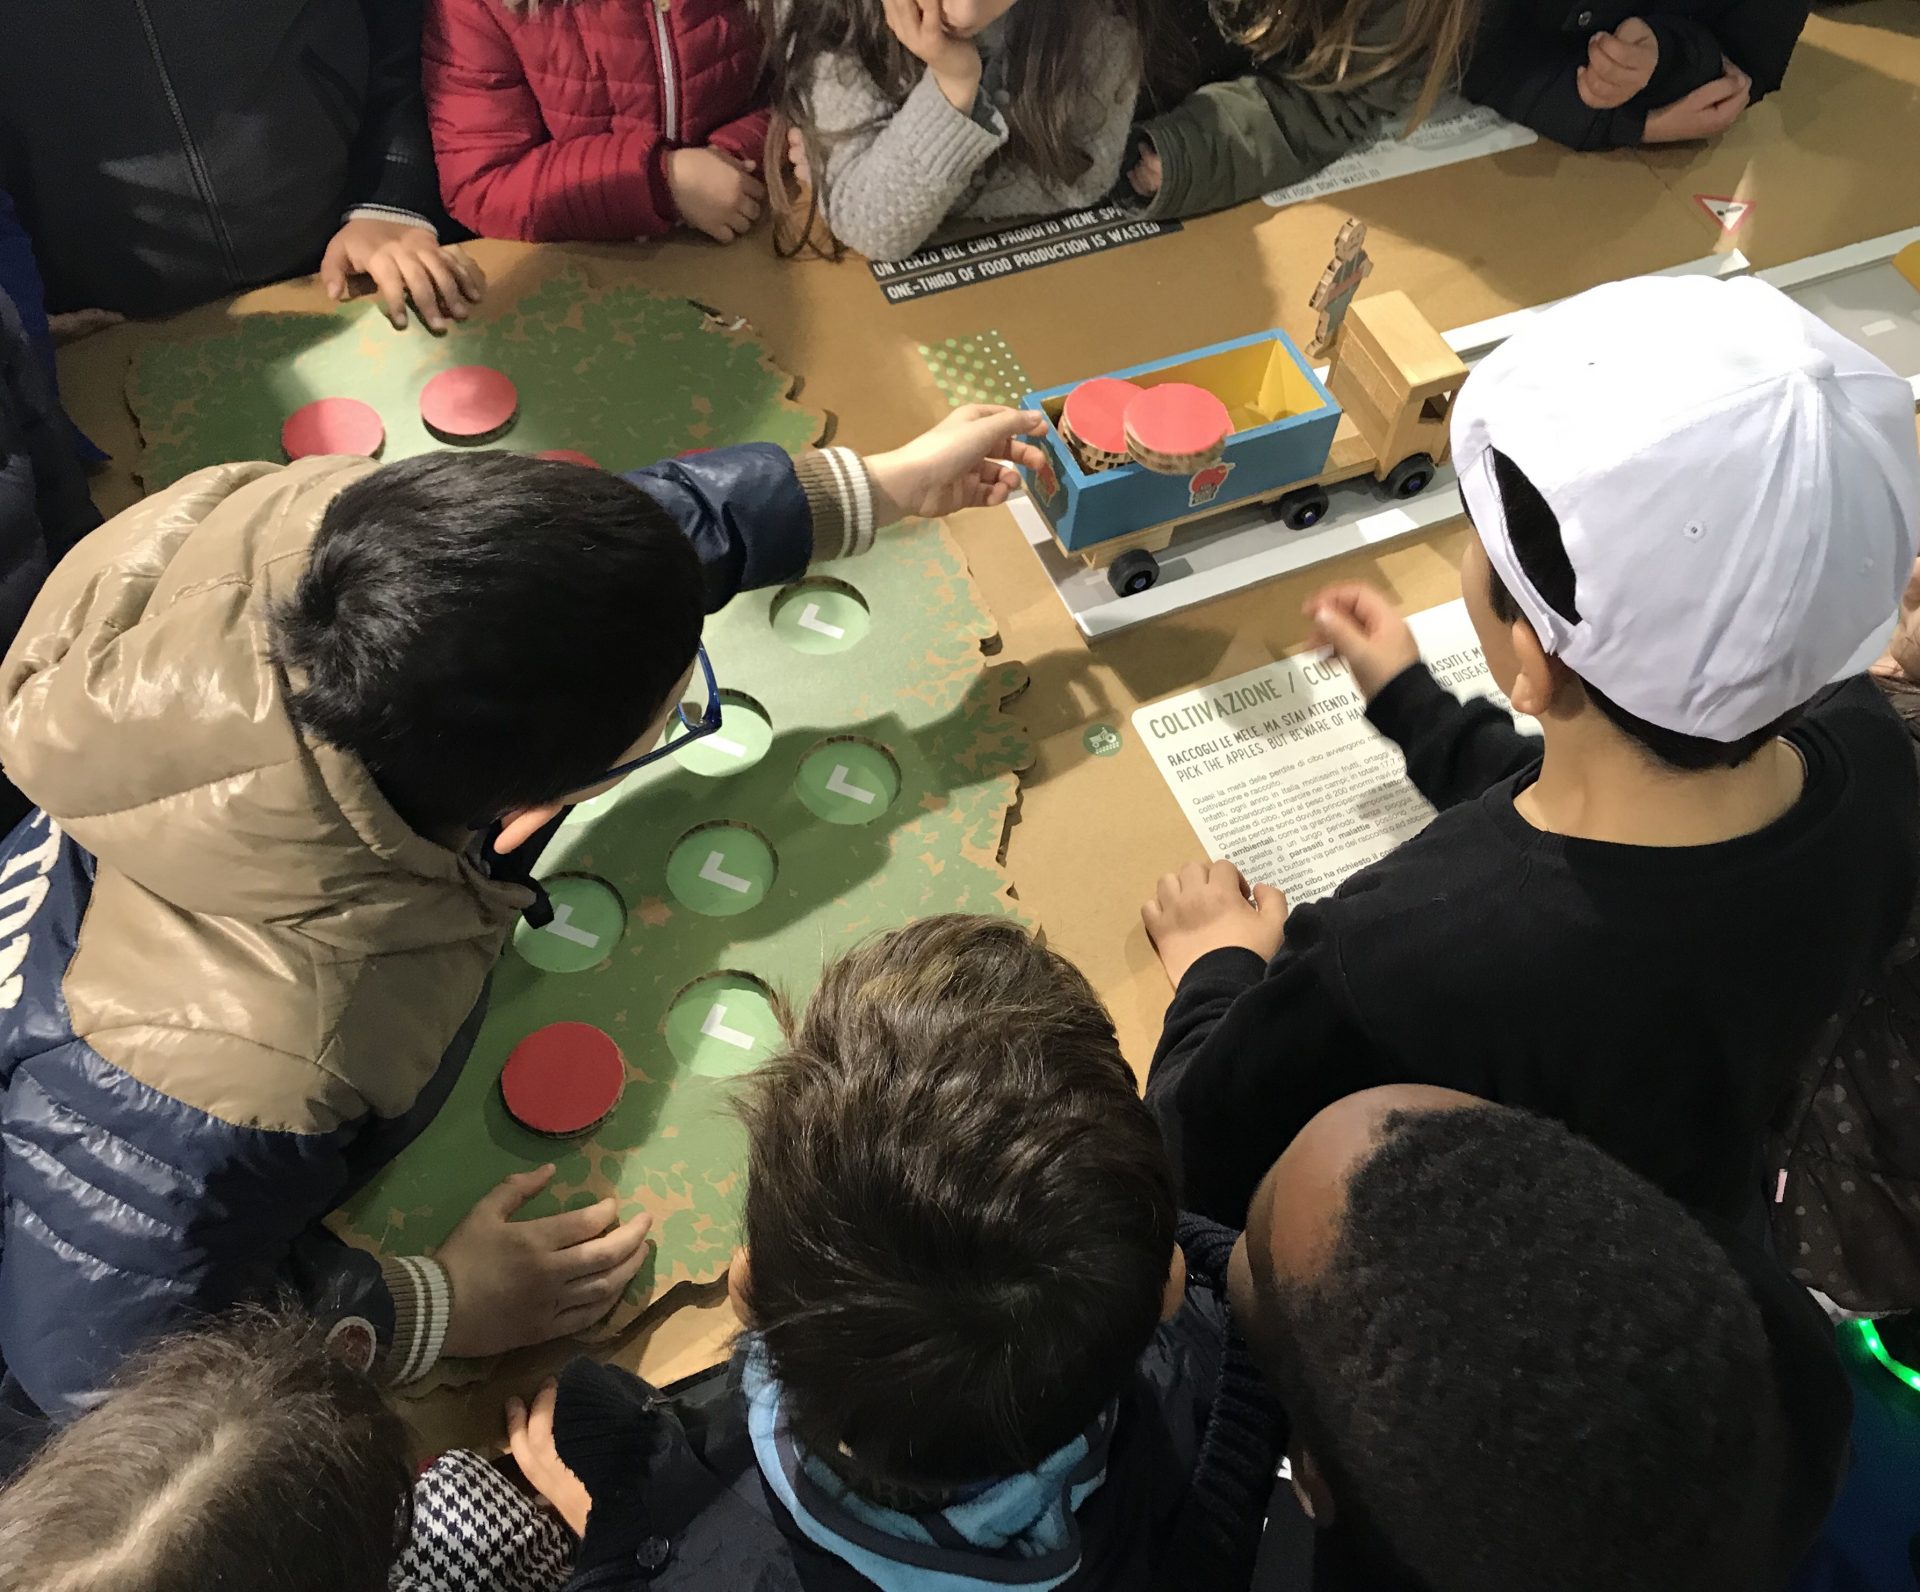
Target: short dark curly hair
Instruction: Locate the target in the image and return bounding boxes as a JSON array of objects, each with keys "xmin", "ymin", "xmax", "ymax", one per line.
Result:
[
  {"xmin": 1247, "ymin": 1104, "xmax": 1792, "ymax": 1592},
  {"xmin": 739, "ymin": 915, "xmax": 1177, "ymax": 1504}
]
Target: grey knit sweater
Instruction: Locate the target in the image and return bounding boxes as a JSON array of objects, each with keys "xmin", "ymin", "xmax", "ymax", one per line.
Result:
[{"xmin": 805, "ymin": 17, "xmax": 1142, "ymax": 262}]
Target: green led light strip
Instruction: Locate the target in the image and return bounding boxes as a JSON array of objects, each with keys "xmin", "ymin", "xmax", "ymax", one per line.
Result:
[{"xmin": 1855, "ymin": 1320, "xmax": 1920, "ymax": 1394}]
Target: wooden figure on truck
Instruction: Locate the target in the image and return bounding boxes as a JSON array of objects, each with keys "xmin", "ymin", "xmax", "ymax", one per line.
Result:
[{"xmin": 1019, "ymin": 291, "xmax": 1469, "ymax": 597}]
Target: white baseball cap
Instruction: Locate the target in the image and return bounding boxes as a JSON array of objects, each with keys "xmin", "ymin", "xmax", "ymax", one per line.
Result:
[{"xmin": 1452, "ymin": 274, "xmax": 1920, "ymax": 740}]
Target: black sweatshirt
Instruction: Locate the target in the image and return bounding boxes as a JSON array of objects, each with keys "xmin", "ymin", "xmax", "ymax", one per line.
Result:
[
  {"xmin": 1463, "ymin": 0, "xmax": 1811, "ymax": 150},
  {"xmin": 1147, "ymin": 664, "xmax": 1919, "ymax": 1229}
]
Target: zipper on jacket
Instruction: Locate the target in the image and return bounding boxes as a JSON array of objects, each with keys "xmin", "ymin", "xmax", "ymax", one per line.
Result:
[
  {"xmin": 651, "ymin": 0, "xmax": 681, "ymax": 144},
  {"xmin": 132, "ymin": 0, "xmax": 242, "ymax": 286}
]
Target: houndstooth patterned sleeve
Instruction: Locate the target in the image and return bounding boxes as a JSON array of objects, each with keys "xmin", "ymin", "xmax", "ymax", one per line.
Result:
[{"xmin": 391, "ymin": 1449, "xmax": 576, "ymax": 1592}]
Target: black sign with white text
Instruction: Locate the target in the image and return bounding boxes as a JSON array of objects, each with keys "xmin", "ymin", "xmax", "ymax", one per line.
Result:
[{"xmin": 870, "ymin": 205, "xmax": 1183, "ymax": 303}]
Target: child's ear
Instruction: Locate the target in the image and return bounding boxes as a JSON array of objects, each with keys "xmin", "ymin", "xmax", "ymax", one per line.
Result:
[
  {"xmin": 727, "ymin": 1247, "xmax": 754, "ymax": 1325},
  {"xmin": 1161, "ymin": 1242, "xmax": 1187, "ymax": 1322},
  {"xmin": 1504, "ymin": 614, "xmax": 1561, "ymax": 720}
]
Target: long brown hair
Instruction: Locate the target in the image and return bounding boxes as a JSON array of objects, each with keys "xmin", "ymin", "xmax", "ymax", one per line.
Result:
[
  {"xmin": 758, "ymin": 0, "xmax": 1147, "ymax": 256},
  {"xmin": 1213, "ymin": 0, "xmax": 1480, "ymax": 129}
]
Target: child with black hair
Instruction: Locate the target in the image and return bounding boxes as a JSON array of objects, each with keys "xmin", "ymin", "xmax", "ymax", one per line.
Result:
[
  {"xmin": 1230, "ymin": 1085, "xmax": 1852, "ymax": 1592},
  {"xmin": 502, "ymin": 916, "xmax": 1285, "ymax": 1591},
  {"xmin": 0, "ymin": 408, "xmax": 1044, "ymax": 1428},
  {"xmin": 1144, "ymin": 273, "xmax": 1920, "ymax": 1232}
]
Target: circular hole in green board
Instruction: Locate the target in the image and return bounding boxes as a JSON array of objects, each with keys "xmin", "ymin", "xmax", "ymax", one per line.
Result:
[
  {"xmin": 794, "ymin": 738, "xmax": 902, "ymax": 826},
  {"xmin": 663, "ymin": 689, "xmax": 774, "ymax": 777},
  {"xmin": 663, "ymin": 971, "xmax": 784, "ymax": 1079},
  {"xmin": 665, "ymin": 822, "xmax": 777, "ymax": 917},
  {"xmin": 770, "ymin": 578, "xmax": 870, "ymax": 656},
  {"xmin": 513, "ymin": 874, "xmax": 626, "ymax": 973}
]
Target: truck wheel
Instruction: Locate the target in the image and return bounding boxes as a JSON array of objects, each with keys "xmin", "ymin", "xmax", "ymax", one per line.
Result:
[
  {"xmin": 1278, "ymin": 486, "xmax": 1331, "ymax": 530},
  {"xmin": 1385, "ymin": 454, "xmax": 1436, "ymax": 498},
  {"xmin": 1109, "ymin": 549, "xmax": 1160, "ymax": 596}
]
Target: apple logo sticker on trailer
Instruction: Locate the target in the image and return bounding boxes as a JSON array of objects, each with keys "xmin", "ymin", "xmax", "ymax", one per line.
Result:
[
  {"xmin": 1035, "ymin": 449, "xmax": 1064, "ymax": 507},
  {"xmin": 1188, "ymin": 460, "xmax": 1234, "ymax": 508}
]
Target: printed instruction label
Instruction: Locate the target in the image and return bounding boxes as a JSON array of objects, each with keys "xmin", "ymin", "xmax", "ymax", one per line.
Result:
[
  {"xmin": 871, "ymin": 205, "xmax": 1182, "ymax": 302},
  {"xmin": 1132, "ymin": 602, "xmax": 1534, "ymax": 904},
  {"xmin": 1263, "ymin": 100, "xmax": 1536, "ymax": 209}
]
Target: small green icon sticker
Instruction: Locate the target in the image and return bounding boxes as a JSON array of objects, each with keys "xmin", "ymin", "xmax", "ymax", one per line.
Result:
[
  {"xmin": 664, "ymin": 692, "xmax": 774, "ymax": 777},
  {"xmin": 1083, "ymin": 723, "xmax": 1123, "ymax": 757},
  {"xmin": 513, "ymin": 875, "xmax": 626, "ymax": 972},
  {"xmin": 771, "ymin": 582, "xmax": 870, "ymax": 655},
  {"xmin": 796, "ymin": 740, "xmax": 901, "ymax": 826},
  {"xmin": 664, "ymin": 973, "xmax": 785, "ymax": 1079},
  {"xmin": 665, "ymin": 823, "xmax": 777, "ymax": 917}
]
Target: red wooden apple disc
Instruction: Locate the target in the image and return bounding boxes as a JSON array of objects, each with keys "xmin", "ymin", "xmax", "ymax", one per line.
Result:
[
  {"xmin": 1062, "ymin": 378, "xmax": 1144, "ymax": 457},
  {"xmin": 281, "ymin": 398, "xmax": 385, "ymax": 461},
  {"xmin": 536, "ymin": 449, "xmax": 601, "ymax": 469},
  {"xmin": 501, "ymin": 1022, "xmax": 625, "ymax": 1137},
  {"xmin": 420, "ymin": 365, "xmax": 519, "ymax": 441},
  {"xmin": 1125, "ymin": 384, "xmax": 1232, "ymax": 458}
]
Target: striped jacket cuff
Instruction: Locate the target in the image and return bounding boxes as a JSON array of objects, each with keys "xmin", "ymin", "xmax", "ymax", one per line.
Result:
[
  {"xmin": 342, "ymin": 205, "xmax": 439, "ymax": 237},
  {"xmin": 793, "ymin": 447, "xmax": 878, "ymax": 561},
  {"xmin": 380, "ymin": 1253, "xmax": 454, "ymax": 1385}
]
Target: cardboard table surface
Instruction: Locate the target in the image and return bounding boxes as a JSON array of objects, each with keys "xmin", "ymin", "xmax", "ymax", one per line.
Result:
[{"xmin": 51, "ymin": 0, "xmax": 1920, "ymax": 1438}]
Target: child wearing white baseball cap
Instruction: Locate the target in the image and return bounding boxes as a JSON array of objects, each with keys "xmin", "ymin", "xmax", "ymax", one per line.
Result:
[{"xmin": 1140, "ymin": 273, "xmax": 1920, "ymax": 1234}]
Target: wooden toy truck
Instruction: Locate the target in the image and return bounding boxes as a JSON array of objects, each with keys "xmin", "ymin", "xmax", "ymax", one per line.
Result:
[{"xmin": 1018, "ymin": 292, "xmax": 1470, "ymax": 596}]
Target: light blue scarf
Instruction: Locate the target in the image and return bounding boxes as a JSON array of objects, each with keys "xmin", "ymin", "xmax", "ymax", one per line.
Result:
[{"xmin": 742, "ymin": 1343, "xmax": 1114, "ymax": 1592}]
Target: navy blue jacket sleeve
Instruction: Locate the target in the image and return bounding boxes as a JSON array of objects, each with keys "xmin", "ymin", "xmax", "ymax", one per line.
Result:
[
  {"xmin": 623, "ymin": 444, "xmax": 813, "ymax": 614},
  {"xmin": 346, "ymin": 0, "xmax": 447, "ymax": 225},
  {"xmin": 0, "ymin": 817, "xmax": 398, "ymax": 1418}
]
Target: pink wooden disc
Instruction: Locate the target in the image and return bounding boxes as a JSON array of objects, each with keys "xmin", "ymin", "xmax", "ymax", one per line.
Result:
[
  {"xmin": 536, "ymin": 449, "xmax": 601, "ymax": 469},
  {"xmin": 420, "ymin": 365, "xmax": 519, "ymax": 440},
  {"xmin": 281, "ymin": 398, "xmax": 384, "ymax": 461},
  {"xmin": 501, "ymin": 1022, "xmax": 625, "ymax": 1137},
  {"xmin": 1124, "ymin": 384, "xmax": 1233, "ymax": 457},
  {"xmin": 1062, "ymin": 378, "xmax": 1144, "ymax": 457}
]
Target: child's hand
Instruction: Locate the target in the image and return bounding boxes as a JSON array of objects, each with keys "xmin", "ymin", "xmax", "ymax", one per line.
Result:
[
  {"xmin": 437, "ymin": 1167, "xmax": 654, "ymax": 1356},
  {"xmin": 885, "ymin": 0, "xmax": 985, "ymax": 110},
  {"xmin": 668, "ymin": 147, "xmax": 767, "ymax": 243},
  {"xmin": 866, "ymin": 405, "xmax": 1049, "ymax": 521},
  {"xmin": 1642, "ymin": 63, "xmax": 1750, "ymax": 141},
  {"xmin": 1144, "ymin": 860, "xmax": 1288, "ymax": 987},
  {"xmin": 787, "ymin": 125, "xmax": 813, "ymax": 189},
  {"xmin": 1577, "ymin": 17, "xmax": 1659, "ymax": 109},
  {"xmin": 320, "ymin": 217, "xmax": 486, "ymax": 332},
  {"xmin": 1128, "ymin": 141, "xmax": 1163, "ymax": 198},
  {"xmin": 1873, "ymin": 557, "xmax": 1920, "ymax": 685},
  {"xmin": 506, "ymin": 1380, "xmax": 592, "ymax": 1536},
  {"xmin": 1305, "ymin": 583, "xmax": 1420, "ymax": 700}
]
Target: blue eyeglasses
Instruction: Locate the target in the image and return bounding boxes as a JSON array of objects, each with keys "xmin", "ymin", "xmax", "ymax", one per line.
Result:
[{"xmin": 602, "ymin": 644, "xmax": 723, "ymax": 782}]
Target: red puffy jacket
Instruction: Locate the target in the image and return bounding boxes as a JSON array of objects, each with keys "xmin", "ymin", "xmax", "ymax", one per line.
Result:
[{"xmin": 422, "ymin": 0, "xmax": 770, "ymax": 241}]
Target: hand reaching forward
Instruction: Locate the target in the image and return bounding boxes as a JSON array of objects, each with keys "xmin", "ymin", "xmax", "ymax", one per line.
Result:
[
  {"xmin": 437, "ymin": 1166, "xmax": 653, "ymax": 1357},
  {"xmin": 1144, "ymin": 860, "xmax": 1289, "ymax": 987},
  {"xmin": 320, "ymin": 217, "xmax": 485, "ymax": 332},
  {"xmin": 865, "ymin": 405, "xmax": 1049, "ymax": 522}
]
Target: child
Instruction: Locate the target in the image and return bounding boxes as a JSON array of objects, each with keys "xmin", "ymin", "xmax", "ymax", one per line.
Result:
[
  {"xmin": 504, "ymin": 916, "xmax": 1285, "ymax": 1590},
  {"xmin": 0, "ymin": 1, "xmax": 484, "ymax": 329},
  {"xmin": 1232, "ymin": 1086, "xmax": 1851, "ymax": 1591},
  {"xmin": 0, "ymin": 406, "xmax": 1045, "ymax": 1424},
  {"xmin": 1463, "ymin": 0, "xmax": 1807, "ymax": 150},
  {"xmin": 1127, "ymin": 0, "xmax": 1478, "ymax": 221},
  {"xmin": 0, "ymin": 1312, "xmax": 579, "ymax": 1591},
  {"xmin": 1143, "ymin": 274, "xmax": 1920, "ymax": 1231},
  {"xmin": 422, "ymin": 0, "xmax": 773, "ymax": 245},
  {"xmin": 763, "ymin": 0, "xmax": 1145, "ymax": 261}
]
